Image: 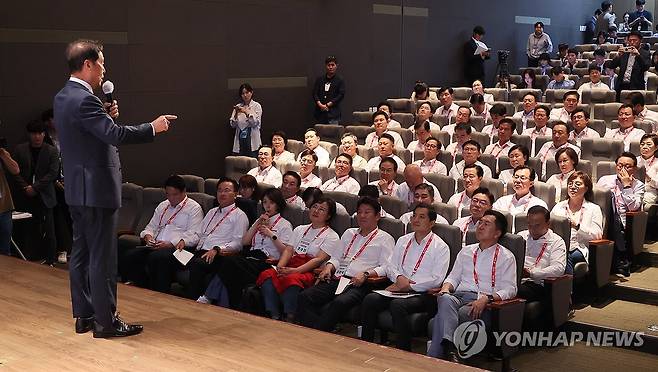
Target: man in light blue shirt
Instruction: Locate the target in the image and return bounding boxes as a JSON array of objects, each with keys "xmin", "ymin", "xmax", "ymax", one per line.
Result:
[{"xmin": 546, "ymin": 66, "xmax": 575, "ymax": 90}]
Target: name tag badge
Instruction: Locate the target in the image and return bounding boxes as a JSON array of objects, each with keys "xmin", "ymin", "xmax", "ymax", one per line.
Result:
[
  {"xmin": 324, "ymin": 83, "xmax": 331, "ymax": 92},
  {"xmin": 296, "ymin": 238, "xmax": 311, "ymax": 254},
  {"xmin": 335, "ymin": 260, "xmax": 349, "ymax": 277}
]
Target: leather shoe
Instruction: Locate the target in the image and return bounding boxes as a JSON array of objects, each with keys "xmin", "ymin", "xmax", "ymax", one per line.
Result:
[
  {"xmin": 93, "ymin": 314, "xmax": 143, "ymax": 338},
  {"xmin": 75, "ymin": 316, "xmax": 94, "ymax": 334}
]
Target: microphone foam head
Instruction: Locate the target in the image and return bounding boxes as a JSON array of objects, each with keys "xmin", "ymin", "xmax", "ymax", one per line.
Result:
[{"xmin": 102, "ymin": 80, "xmax": 114, "ymax": 94}]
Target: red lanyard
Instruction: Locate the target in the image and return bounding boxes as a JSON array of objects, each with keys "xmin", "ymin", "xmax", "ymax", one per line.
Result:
[
  {"xmin": 301, "ymin": 225, "xmax": 329, "ymax": 241},
  {"xmin": 382, "ymin": 181, "xmax": 395, "ymax": 195},
  {"xmin": 492, "ymin": 142, "xmax": 508, "ymax": 159},
  {"xmin": 343, "ymin": 229, "xmax": 379, "ymax": 261},
  {"xmin": 158, "ymin": 197, "xmax": 188, "ymax": 230},
  {"xmin": 616, "ymin": 127, "xmax": 634, "ymax": 143},
  {"xmin": 612, "ymin": 182, "xmax": 631, "ymax": 212},
  {"xmin": 402, "ymin": 233, "xmax": 434, "ymax": 277},
  {"xmin": 328, "ymin": 176, "xmax": 349, "ymax": 191},
  {"xmin": 252, "ymin": 214, "xmax": 283, "ymax": 246},
  {"xmin": 509, "ymin": 195, "xmax": 531, "ymax": 213},
  {"xmin": 473, "ymin": 244, "xmax": 500, "ymax": 290},
  {"xmin": 369, "ymin": 134, "xmax": 379, "ymax": 148},
  {"xmin": 422, "ymin": 159, "xmax": 436, "ymax": 173},
  {"xmin": 203, "ymin": 206, "xmax": 237, "ymax": 235},
  {"xmin": 533, "ymin": 242, "xmax": 549, "ymax": 267},
  {"xmin": 461, "ymin": 217, "xmax": 475, "ymax": 234},
  {"xmin": 644, "ymin": 156, "xmax": 655, "ymax": 167},
  {"xmin": 286, "ymin": 195, "xmax": 298, "ymax": 204},
  {"xmin": 457, "ymin": 192, "xmax": 467, "ymax": 210},
  {"xmin": 565, "ymin": 203, "xmax": 586, "ymax": 228}
]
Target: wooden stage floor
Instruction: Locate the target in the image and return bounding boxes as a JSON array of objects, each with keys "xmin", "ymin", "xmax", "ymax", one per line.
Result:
[{"xmin": 0, "ymin": 256, "xmax": 479, "ymax": 372}]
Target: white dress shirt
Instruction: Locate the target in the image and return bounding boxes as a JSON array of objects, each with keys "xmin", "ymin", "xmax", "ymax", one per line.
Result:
[
  {"xmin": 517, "ymin": 229, "xmax": 567, "ymax": 284},
  {"xmin": 285, "ymin": 195, "xmax": 306, "ymax": 209},
  {"xmin": 320, "ymin": 175, "xmax": 361, "ymax": 194},
  {"xmin": 140, "ymin": 196, "xmax": 204, "ymax": 247},
  {"xmin": 435, "ymin": 103, "xmax": 460, "ymax": 121},
  {"xmin": 289, "ymin": 224, "xmax": 341, "ymax": 258},
  {"xmin": 551, "ymin": 200, "xmax": 603, "ymax": 261},
  {"xmin": 569, "ymin": 127, "xmax": 600, "ymax": 147},
  {"xmin": 522, "ymin": 125, "xmax": 552, "ymax": 141},
  {"xmin": 249, "ymin": 213, "xmax": 293, "ymax": 259},
  {"xmin": 273, "ymin": 150, "xmax": 295, "ymax": 164},
  {"xmin": 444, "ymin": 142, "xmax": 463, "ymax": 157},
  {"xmin": 449, "ymin": 160, "xmax": 493, "ymax": 181},
  {"xmin": 637, "ymin": 107, "xmax": 658, "ymax": 133},
  {"xmin": 366, "ymin": 155, "xmax": 406, "ymax": 172},
  {"xmin": 400, "ymin": 212, "xmax": 449, "ymax": 226},
  {"xmin": 248, "ymin": 165, "xmax": 283, "ymax": 187},
  {"xmin": 481, "ymin": 125, "xmax": 498, "ymax": 142},
  {"xmin": 453, "ymin": 216, "xmax": 480, "ymax": 244},
  {"xmin": 394, "ymin": 179, "xmax": 442, "ymax": 206},
  {"xmin": 297, "ymin": 146, "xmax": 331, "ymax": 167},
  {"xmin": 413, "ymin": 158, "xmax": 448, "ymax": 176},
  {"xmin": 498, "ymin": 169, "xmax": 514, "ymax": 186},
  {"xmin": 300, "ymin": 173, "xmax": 322, "ymax": 188},
  {"xmin": 448, "ymin": 191, "xmax": 472, "ymax": 216},
  {"xmin": 485, "ymin": 141, "xmax": 514, "ymax": 159},
  {"xmin": 604, "ymin": 127, "xmax": 646, "ymax": 151},
  {"xmin": 577, "ymin": 81, "xmax": 610, "ymax": 100},
  {"xmin": 470, "ymin": 104, "xmax": 491, "ymax": 123},
  {"xmin": 365, "ymin": 130, "xmax": 405, "ymax": 149},
  {"xmin": 386, "ymin": 232, "xmax": 450, "ymax": 292},
  {"xmin": 546, "ymin": 170, "xmax": 574, "ymax": 201},
  {"xmin": 407, "ymin": 140, "xmax": 424, "ymax": 154},
  {"xmin": 197, "ymin": 203, "xmax": 249, "ymax": 252},
  {"xmin": 493, "ymin": 192, "xmax": 548, "ymax": 216},
  {"xmin": 549, "ymin": 107, "xmax": 572, "ymax": 123},
  {"xmin": 440, "ymin": 123, "xmax": 457, "ymax": 138},
  {"xmin": 596, "ymin": 175, "xmax": 645, "ymax": 226},
  {"xmin": 536, "ymin": 142, "xmax": 582, "ymax": 177},
  {"xmin": 368, "ymin": 179, "xmax": 399, "ymax": 196},
  {"xmin": 638, "ymin": 156, "xmax": 658, "ymax": 205},
  {"xmin": 229, "ymin": 100, "xmax": 262, "ymax": 154},
  {"xmin": 388, "ymin": 119, "xmax": 402, "ymax": 128},
  {"xmin": 445, "ymin": 243, "xmax": 517, "ymax": 300},
  {"xmin": 328, "ymin": 228, "xmax": 395, "ymax": 278},
  {"xmin": 330, "ymin": 154, "xmax": 368, "ymax": 170}
]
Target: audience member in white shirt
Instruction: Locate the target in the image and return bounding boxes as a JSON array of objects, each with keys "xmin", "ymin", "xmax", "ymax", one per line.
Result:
[
  {"xmin": 361, "ymin": 203, "xmax": 450, "ymax": 351},
  {"xmin": 356, "ymin": 185, "xmax": 395, "ymax": 219},
  {"xmin": 298, "ymin": 149, "xmax": 322, "ymax": 188},
  {"xmin": 297, "ymin": 128, "xmax": 331, "ymax": 167},
  {"xmin": 522, "ymin": 105, "xmax": 552, "ymax": 156},
  {"xmin": 413, "ymin": 137, "xmax": 448, "ymax": 175},
  {"xmin": 368, "ymin": 157, "xmax": 399, "ymax": 196},
  {"xmin": 576, "ymin": 65, "xmax": 611, "ymax": 100},
  {"xmin": 535, "ymin": 122, "xmax": 581, "ymax": 179},
  {"xmin": 498, "ymin": 145, "xmax": 530, "ymax": 186},
  {"xmin": 445, "ymin": 122, "xmax": 472, "ymax": 158},
  {"xmin": 271, "ymin": 131, "xmax": 295, "ymax": 164},
  {"xmin": 428, "ymin": 210, "xmax": 517, "ymax": 360},
  {"xmin": 513, "ymin": 92, "xmax": 539, "ymax": 131},
  {"xmin": 395, "ymin": 164, "xmax": 442, "ymax": 207},
  {"xmin": 551, "ymin": 171, "xmax": 603, "ymax": 275},
  {"xmin": 297, "ymin": 197, "xmax": 395, "ymax": 331},
  {"xmin": 569, "ymin": 108, "xmax": 600, "ymax": 147},
  {"xmin": 330, "ymin": 132, "xmax": 367, "ymax": 170},
  {"xmin": 377, "ymin": 101, "xmax": 401, "ymax": 128},
  {"xmin": 549, "ymin": 91, "xmax": 580, "ymax": 123},
  {"xmin": 469, "ymin": 94, "xmax": 491, "ymax": 124},
  {"xmin": 546, "ymin": 147, "xmax": 579, "ymax": 201},
  {"xmin": 442, "ymin": 106, "xmax": 471, "ymax": 139},
  {"xmin": 453, "ymin": 187, "xmax": 494, "ymax": 242},
  {"xmin": 410, "ymin": 81, "xmax": 438, "ymax": 101},
  {"xmin": 493, "ymin": 166, "xmax": 548, "ymax": 221},
  {"xmin": 604, "ymin": 104, "xmax": 646, "ymax": 152},
  {"xmin": 630, "ymin": 92, "xmax": 658, "ymax": 133},
  {"xmin": 484, "ymin": 118, "xmax": 515, "ymax": 173},
  {"xmin": 407, "ymin": 120, "xmax": 433, "ymax": 154},
  {"xmin": 482, "ymin": 103, "xmax": 507, "ymax": 143},
  {"xmin": 365, "ymin": 133, "xmax": 406, "ymax": 172},
  {"xmin": 321, "ymin": 153, "xmax": 361, "ymax": 194},
  {"xmin": 638, "ymin": 134, "xmax": 658, "ymax": 205},
  {"xmin": 516, "ymin": 206, "xmax": 566, "ymax": 302},
  {"xmin": 596, "ymin": 153, "xmax": 645, "ymax": 276},
  {"xmin": 281, "ymin": 171, "xmax": 306, "ymax": 209},
  {"xmin": 471, "ymin": 80, "xmax": 494, "ymax": 104},
  {"xmin": 237, "ymin": 174, "xmax": 260, "ymax": 205},
  {"xmin": 399, "ymin": 183, "xmax": 449, "ymax": 226},
  {"xmin": 248, "ymin": 145, "xmax": 283, "ymax": 187},
  {"xmin": 448, "ymin": 164, "xmax": 483, "ymax": 217},
  {"xmin": 365, "ymin": 111, "xmax": 405, "ymax": 149},
  {"xmin": 410, "ymin": 102, "xmax": 440, "ymax": 132},
  {"xmin": 449, "ymin": 140, "xmax": 493, "ymax": 182},
  {"xmin": 435, "ymin": 87, "xmax": 460, "ymax": 123}
]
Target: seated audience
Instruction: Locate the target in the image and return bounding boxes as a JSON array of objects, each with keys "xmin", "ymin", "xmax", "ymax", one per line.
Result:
[
  {"xmin": 407, "ymin": 120, "xmax": 432, "ymax": 153},
  {"xmin": 297, "ymin": 197, "xmax": 395, "ymax": 331},
  {"xmin": 435, "ymin": 87, "xmax": 459, "ymax": 121},
  {"xmin": 365, "ymin": 134, "xmax": 406, "ymax": 172},
  {"xmin": 538, "ymin": 52, "xmax": 552, "ymax": 75},
  {"xmin": 469, "ymin": 94, "xmax": 491, "ymax": 123},
  {"xmin": 399, "ymin": 183, "xmax": 448, "ymax": 226},
  {"xmin": 516, "ymin": 206, "xmax": 567, "ymax": 302},
  {"xmin": 321, "ymin": 153, "xmax": 361, "ymax": 194},
  {"xmin": 592, "ymin": 48, "xmax": 606, "ymax": 72},
  {"xmin": 604, "ymin": 60, "xmax": 618, "ymax": 90},
  {"xmin": 297, "ymin": 128, "xmax": 330, "ymax": 167},
  {"xmin": 413, "ymin": 137, "xmax": 447, "ymax": 175},
  {"xmin": 298, "ymin": 149, "xmax": 322, "ymax": 188},
  {"xmin": 331, "ymin": 132, "xmax": 367, "ymax": 170},
  {"xmin": 546, "ymin": 66, "xmax": 575, "ymax": 90},
  {"xmin": 448, "ymin": 164, "xmax": 483, "ymax": 216},
  {"xmin": 442, "ymin": 106, "xmax": 471, "ymax": 138},
  {"xmin": 482, "ymin": 103, "xmax": 507, "ymax": 141},
  {"xmin": 445, "ymin": 123, "xmax": 472, "ymax": 157},
  {"xmin": 301, "ymin": 187, "xmax": 323, "ymax": 209},
  {"xmin": 247, "ymin": 145, "xmax": 283, "ymax": 187},
  {"xmin": 518, "ymin": 68, "xmax": 541, "ymax": 89},
  {"xmin": 453, "ymin": 187, "xmax": 494, "ymax": 240},
  {"xmin": 361, "ymin": 203, "xmax": 450, "ymax": 351},
  {"xmin": 512, "ymin": 92, "xmax": 538, "ymax": 130},
  {"xmin": 493, "ymin": 165, "xmax": 548, "ymax": 215},
  {"xmin": 281, "ymin": 171, "xmax": 305, "ymax": 208},
  {"xmin": 629, "ymin": 91, "xmax": 658, "ymax": 133},
  {"xmin": 411, "ymin": 102, "xmax": 440, "ymax": 132},
  {"xmin": 494, "ymin": 75, "xmax": 516, "ymax": 89},
  {"xmin": 471, "ymin": 80, "xmax": 494, "ymax": 104},
  {"xmin": 365, "ymin": 111, "xmax": 404, "ymax": 149},
  {"xmin": 577, "ymin": 65, "xmax": 611, "ymax": 98},
  {"xmin": 536, "ymin": 122, "xmax": 581, "ymax": 178},
  {"xmin": 523, "ymin": 105, "xmax": 552, "ymax": 156},
  {"xmin": 377, "ymin": 101, "xmax": 401, "ymax": 128},
  {"xmin": 428, "ymin": 210, "xmax": 517, "ymax": 361},
  {"xmin": 217, "ymin": 188, "xmax": 294, "ymax": 308},
  {"xmin": 551, "ymin": 172, "xmax": 603, "ymax": 275},
  {"xmin": 569, "ymin": 109, "xmax": 600, "ymax": 147},
  {"xmin": 449, "ymin": 140, "xmax": 493, "ymax": 180},
  {"xmin": 596, "ymin": 152, "xmax": 645, "ymax": 276},
  {"xmin": 546, "ymin": 147, "xmax": 578, "ymax": 200},
  {"xmin": 395, "ymin": 165, "xmax": 441, "ymax": 207},
  {"xmin": 484, "ymin": 118, "xmax": 516, "ymax": 161},
  {"xmin": 410, "ymin": 81, "xmax": 438, "ymax": 101},
  {"xmin": 549, "ymin": 90, "xmax": 580, "ymax": 123},
  {"xmin": 604, "ymin": 104, "xmax": 646, "ymax": 151},
  {"xmin": 257, "ymin": 197, "xmax": 340, "ymax": 321},
  {"xmin": 499, "ymin": 145, "xmax": 530, "ymax": 186},
  {"xmin": 271, "ymin": 131, "xmax": 295, "ymax": 164},
  {"xmin": 356, "ymin": 185, "xmax": 394, "ymax": 218},
  {"xmin": 638, "ymin": 134, "xmax": 658, "ymax": 206},
  {"xmin": 368, "ymin": 157, "xmax": 399, "ymax": 196},
  {"xmin": 562, "ymin": 48, "xmax": 580, "ymax": 72}
]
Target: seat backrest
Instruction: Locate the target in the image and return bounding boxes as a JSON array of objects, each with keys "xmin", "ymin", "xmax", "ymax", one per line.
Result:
[
  {"xmin": 434, "ymin": 202, "xmax": 457, "ymax": 224},
  {"xmin": 480, "ymin": 178, "xmax": 505, "ymax": 201},
  {"xmin": 549, "ymin": 214, "xmax": 571, "ymax": 249},
  {"xmin": 136, "ymin": 187, "xmax": 166, "ymax": 233},
  {"xmin": 545, "ymin": 89, "xmax": 571, "ymax": 104},
  {"xmin": 386, "ymin": 98, "xmax": 415, "ymax": 113},
  {"xmin": 514, "ymin": 214, "xmax": 527, "ymax": 233},
  {"xmin": 389, "ymin": 128, "xmax": 413, "ymax": 147},
  {"xmin": 380, "ymin": 195, "xmax": 407, "ymax": 219},
  {"xmin": 593, "ymin": 103, "xmax": 622, "ymax": 124},
  {"xmin": 397, "ymin": 148, "xmax": 412, "ymax": 164},
  {"xmin": 345, "ymin": 125, "xmax": 375, "ymax": 145},
  {"xmin": 510, "ymin": 134, "xmax": 531, "ymax": 154},
  {"xmin": 118, "ymin": 183, "xmax": 143, "ymax": 233},
  {"xmin": 424, "ymin": 173, "xmax": 456, "ymax": 203},
  {"xmin": 647, "ymin": 74, "xmax": 658, "ymax": 92},
  {"xmin": 469, "ymin": 117, "xmax": 486, "ymax": 131},
  {"xmin": 318, "ymin": 141, "xmax": 338, "ymax": 160},
  {"xmin": 286, "ymin": 139, "xmax": 306, "ymax": 158},
  {"xmin": 281, "ymin": 203, "xmax": 304, "ymax": 228},
  {"xmin": 314, "ymin": 124, "xmax": 345, "ymax": 145},
  {"xmin": 392, "ymin": 113, "xmax": 415, "ymax": 128},
  {"xmin": 236, "ymin": 197, "xmax": 259, "ymax": 226},
  {"xmin": 180, "ymin": 174, "xmax": 205, "ymax": 193},
  {"xmin": 225, "ymin": 156, "xmax": 258, "ymax": 181},
  {"xmin": 352, "ymin": 111, "xmax": 372, "ymax": 125},
  {"xmin": 322, "ymin": 191, "xmax": 359, "ymax": 215},
  {"xmin": 592, "ymin": 187, "xmax": 613, "ymax": 233},
  {"xmin": 188, "ymin": 192, "xmax": 216, "ymax": 214},
  {"xmin": 478, "ymin": 154, "xmax": 497, "ymax": 176},
  {"xmin": 581, "ymin": 138, "xmax": 624, "ymax": 179},
  {"xmin": 378, "ymin": 218, "xmax": 405, "ymax": 241},
  {"xmin": 432, "ymin": 224, "xmax": 462, "ymax": 271},
  {"xmin": 430, "ymin": 130, "xmax": 450, "ymax": 149},
  {"xmin": 533, "ymin": 181, "xmax": 557, "ymax": 210},
  {"xmin": 620, "ymin": 90, "xmax": 657, "ymax": 105},
  {"xmin": 357, "ymin": 145, "xmax": 375, "ymax": 160},
  {"xmin": 484, "ymin": 88, "xmax": 509, "ymax": 102},
  {"xmin": 510, "ymin": 89, "xmax": 543, "ymax": 103},
  {"xmin": 581, "ymin": 88, "xmax": 615, "ymax": 104},
  {"xmin": 589, "ymin": 119, "xmax": 607, "ymax": 137},
  {"xmin": 204, "ymin": 178, "xmax": 219, "ymax": 196},
  {"xmin": 533, "ymin": 136, "xmax": 553, "ymax": 158},
  {"xmin": 351, "ymin": 168, "xmax": 368, "ymax": 186},
  {"xmin": 573, "ymin": 44, "xmax": 596, "ymax": 53},
  {"xmin": 330, "ymin": 211, "xmax": 352, "ymax": 237},
  {"xmin": 471, "ymin": 132, "xmax": 489, "ymax": 149},
  {"xmin": 452, "ymin": 87, "xmax": 472, "ymax": 100}
]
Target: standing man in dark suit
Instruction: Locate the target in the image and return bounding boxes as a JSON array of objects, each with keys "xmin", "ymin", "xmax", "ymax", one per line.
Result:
[
  {"xmin": 464, "ymin": 26, "xmax": 490, "ymax": 85},
  {"xmin": 12, "ymin": 121, "xmax": 60, "ymax": 265},
  {"xmin": 53, "ymin": 39, "xmax": 175, "ymax": 338},
  {"xmin": 312, "ymin": 56, "xmax": 345, "ymax": 124},
  {"xmin": 609, "ymin": 30, "xmax": 651, "ymax": 101}
]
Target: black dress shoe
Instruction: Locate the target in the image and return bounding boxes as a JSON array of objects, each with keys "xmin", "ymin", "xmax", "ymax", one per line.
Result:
[
  {"xmin": 75, "ymin": 316, "xmax": 94, "ymax": 334},
  {"xmin": 92, "ymin": 314, "xmax": 143, "ymax": 338}
]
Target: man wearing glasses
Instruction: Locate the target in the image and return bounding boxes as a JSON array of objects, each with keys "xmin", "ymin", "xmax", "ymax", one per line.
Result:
[
  {"xmin": 412, "ymin": 137, "xmax": 447, "ymax": 175},
  {"xmin": 569, "ymin": 109, "xmax": 600, "ymax": 147},
  {"xmin": 492, "ymin": 166, "xmax": 548, "ymax": 229},
  {"xmin": 535, "ymin": 122, "xmax": 581, "ymax": 179}
]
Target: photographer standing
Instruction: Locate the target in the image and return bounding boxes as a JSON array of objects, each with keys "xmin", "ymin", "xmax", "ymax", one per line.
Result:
[{"xmin": 608, "ymin": 30, "xmax": 650, "ymax": 100}]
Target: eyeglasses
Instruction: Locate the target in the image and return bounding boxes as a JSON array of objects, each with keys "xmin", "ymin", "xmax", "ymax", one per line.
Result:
[
  {"xmin": 424, "ymin": 143, "xmax": 438, "ymax": 149},
  {"xmin": 616, "ymin": 164, "xmax": 634, "ymax": 170},
  {"xmin": 471, "ymin": 198, "xmax": 490, "ymax": 206},
  {"xmin": 335, "ymin": 160, "xmax": 351, "ymax": 166},
  {"xmin": 300, "ymin": 158, "xmax": 315, "ymax": 165},
  {"xmin": 513, "ymin": 175, "xmax": 530, "ymax": 181},
  {"xmin": 310, "ymin": 204, "xmax": 328, "ymax": 213}
]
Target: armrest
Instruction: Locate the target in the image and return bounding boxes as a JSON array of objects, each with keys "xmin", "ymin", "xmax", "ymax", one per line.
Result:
[
  {"xmin": 544, "ymin": 274, "xmax": 572, "ymax": 284},
  {"xmin": 544, "ymin": 274, "xmax": 573, "ymax": 327},
  {"xmin": 486, "ymin": 298, "xmax": 526, "ymax": 309},
  {"xmin": 625, "ymin": 210, "xmax": 648, "ymax": 256},
  {"xmin": 487, "ymin": 297, "xmax": 526, "ymax": 358},
  {"xmin": 366, "ymin": 276, "xmax": 387, "ymax": 284},
  {"xmin": 588, "ymin": 239, "xmax": 614, "ymax": 288},
  {"xmin": 219, "ymin": 250, "xmax": 240, "ymax": 257},
  {"xmin": 117, "ymin": 229, "xmax": 134, "ymax": 236}
]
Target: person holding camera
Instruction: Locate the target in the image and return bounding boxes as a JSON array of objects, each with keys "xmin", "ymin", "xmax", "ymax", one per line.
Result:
[
  {"xmin": 609, "ymin": 30, "xmax": 651, "ymax": 99},
  {"xmin": 230, "ymin": 83, "xmax": 262, "ymax": 158},
  {"xmin": 628, "ymin": 0, "xmax": 653, "ymax": 32}
]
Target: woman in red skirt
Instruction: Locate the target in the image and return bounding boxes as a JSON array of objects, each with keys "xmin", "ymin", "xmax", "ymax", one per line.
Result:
[{"xmin": 257, "ymin": 197, "xmax": 341, "ymax": 321}]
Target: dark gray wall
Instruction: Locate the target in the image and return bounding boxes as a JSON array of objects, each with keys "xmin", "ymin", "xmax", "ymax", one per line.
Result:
[{"xmin": 1, "ymin": 0, "xmax": 603, "ymax": 186}]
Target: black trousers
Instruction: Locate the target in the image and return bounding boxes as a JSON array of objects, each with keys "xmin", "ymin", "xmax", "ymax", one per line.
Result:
[
  {"xmin": 360, "ymin": 292, "xmax": 437, "ymax": 351},
  {"xmin": 296, "ymin": 279, "xmax": 371, "ymax": 332},
  {"xmin": 29, "ymin": 200, "xmax": 56, "ymax": 263},
  {"xmin": 53, "ymin": 186, "xmax": 72, "ymax": 254},
  {"xmin": 68, "ymin": 206, "xmax": 118, "ymax": 328},
  {"xmin": 527, "ymin": 56, "xmax": 539, "ymax": 67},
  {"xmin": 187, "ymin": 251, "xmax": 221, "ymax": 300},
  {"xmin": 517, "ymin": 281, "xmax": 547, "ymax": 303},
  {"xmin": 146, "ymin": 246, "xmax": 198, "ymax": 293},
  {"xmin": 216, "ymin": 250, "xmax": 270, "ymax": 309}
]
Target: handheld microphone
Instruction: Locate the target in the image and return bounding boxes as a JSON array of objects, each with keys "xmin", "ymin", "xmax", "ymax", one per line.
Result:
[{"xmin": 102, "ymin": 80, "xmax": 115, "ymax": 104}]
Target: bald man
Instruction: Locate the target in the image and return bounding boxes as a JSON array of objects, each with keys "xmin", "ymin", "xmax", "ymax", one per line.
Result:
[{"xmin": 394, "ymin": 165, "xmax": 442, "ymax": 207}]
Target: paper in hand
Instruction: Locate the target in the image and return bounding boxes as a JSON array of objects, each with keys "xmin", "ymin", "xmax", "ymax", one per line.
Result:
[
  {"xmin": 173, "ymin": 249, "xmax": 194, "ymax": 266},
  {"xmin": 474, "ymin": 40, "xmax": 489, "ymax": 55},
  {"xmin": 335, "ymin": 276, "xmax": 351, "ymax": 295}
]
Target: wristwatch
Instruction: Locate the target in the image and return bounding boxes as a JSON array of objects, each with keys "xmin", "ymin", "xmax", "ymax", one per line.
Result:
[
  {"xmin": 363, "ymin": 271, "xmax": 370, "ymax": 278},
  {"xmin": 271, "ymin": 235, "xmax": 278, "ymax": 241},
  {"xmin": 486, "ymin": 294, "xmax": 495, "ymax": 303}
]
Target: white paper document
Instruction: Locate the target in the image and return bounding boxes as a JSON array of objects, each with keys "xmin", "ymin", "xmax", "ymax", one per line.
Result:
[
  {"xmin": 474, "ymin": 40, "xmax": 489, "ymax": 55},
  {"xmin": 335, "ymin": 276, "xmax": 351, "ymax": 295},
  {"xmin": 373, "ymin": 290, "xmax": 421, "ymax": 299},
  {"xmin": 173, "ymin": 249, "xmax": 194, "ymax": 266}
]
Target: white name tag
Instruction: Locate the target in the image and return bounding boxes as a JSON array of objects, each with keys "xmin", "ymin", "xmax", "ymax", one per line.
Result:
[
  {"xmin": 335, "ymin": 260, "xmax": 349, "ymax": 277},
  {"xmin": 295, "ymin": 238, "xmax": 311, "ymax": 255},
  {"xmin": 324, "ymin": 83, "xmax": 331, "ymax": 92}
]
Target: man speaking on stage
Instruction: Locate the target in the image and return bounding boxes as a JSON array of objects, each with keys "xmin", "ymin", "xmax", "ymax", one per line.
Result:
[{"xmin": 54, "ymin": 39, "xmax": 176, "ymax": 338}]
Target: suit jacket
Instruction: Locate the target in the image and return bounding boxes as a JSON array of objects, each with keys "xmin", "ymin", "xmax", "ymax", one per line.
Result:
[
  {"xmin": 53, "ymin": 80, "xmax": 154, "ymax": 209},
  {"xmin": 12, "ymin": 142, "xmax": 60, "ymax": 208},
  {"xmin": 610, "ymin": 48, "xmax": 651, "ymax": 91},
  {"xmin": 464, "ymin": 38, "xmax": 489, "ymax": 84}
]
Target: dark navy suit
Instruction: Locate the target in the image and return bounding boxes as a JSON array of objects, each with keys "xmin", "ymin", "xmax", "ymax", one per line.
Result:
[{"xmin": 53, "ymin": 79, "xmax": 154, "ymax": 328}]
